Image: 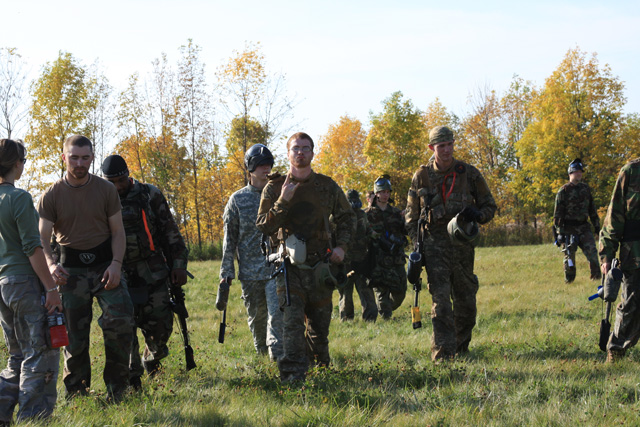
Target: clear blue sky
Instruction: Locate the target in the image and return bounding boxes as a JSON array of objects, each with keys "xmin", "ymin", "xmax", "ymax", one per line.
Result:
[{"xmin": 4, "ymin": 0, "xmax": 640, "ymax": 143}]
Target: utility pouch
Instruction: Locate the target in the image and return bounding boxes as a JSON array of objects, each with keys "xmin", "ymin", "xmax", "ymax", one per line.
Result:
[
  {"xmin": 285, "ymin": 234, "xmax": 307, "ymax": 265},
  {"xmin": 603, "ymin": 264, "xmax": 623, "ymax": 302},
  {"xmin": 314, "ymin": 262, "xmax": 347, "ymax": 289}
]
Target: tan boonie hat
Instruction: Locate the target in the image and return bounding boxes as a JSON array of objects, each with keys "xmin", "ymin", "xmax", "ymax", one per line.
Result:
[{"xmin": 429, "ymin": 126, "xmax": 454, "ymax": 145}]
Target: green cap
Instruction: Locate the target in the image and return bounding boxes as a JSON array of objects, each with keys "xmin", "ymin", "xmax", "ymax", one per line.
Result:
[{"xmin": 429, "ymin": 126, "xmax": 454, "ymax": 145}]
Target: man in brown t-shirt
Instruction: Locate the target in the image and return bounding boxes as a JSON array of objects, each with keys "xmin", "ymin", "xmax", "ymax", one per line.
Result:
[{"xmin": 38, "ymin": 135, "xmax": 134, "ymax": 402}]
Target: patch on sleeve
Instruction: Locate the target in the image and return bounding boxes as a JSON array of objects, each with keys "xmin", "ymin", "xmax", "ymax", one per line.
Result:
[{"xmin": 455, "ymin": 163, "xmax": 466, "ymax": 174}]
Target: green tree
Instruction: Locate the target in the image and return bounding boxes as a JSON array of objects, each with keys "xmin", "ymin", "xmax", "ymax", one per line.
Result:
[
  {"xmin": 27, "ymin": 51, "xmax": 92, "ymax": 188},
  {"xmin": 364, "ymin": 91, "xmax": 426, "ymax": 208},
  {"xmin": 515, "ymin": 48, "xmax": 627, "ymax": 216}
]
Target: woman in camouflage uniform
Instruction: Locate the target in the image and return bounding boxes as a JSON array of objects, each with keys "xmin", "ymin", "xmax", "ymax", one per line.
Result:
[
  {"xmin": 365, "ymin": 175, "xmax": 408, "ymax": 320},
  {"xmin": 0, "ymin": 139, "xmax": 61, "ymax": 424}
]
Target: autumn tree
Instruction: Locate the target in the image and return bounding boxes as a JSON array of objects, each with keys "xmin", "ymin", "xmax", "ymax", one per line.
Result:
[
  {"xmin": 27, "ymin": 51, "xmax": 93, "ymax": 189},
  {"xmin": 315, "ymin": 116, "xmax": 369, "ymax": 197},
  {"xmin": 0, "ymin": 47, "xmax": 29, "ymax": 139},
  {"xmin": 116, "ymin": 73, "xmax": 149, "ymax": 182},
  {"xmin": 364, "ymin": 91, "xmax": 426, "ymax": 208},
  {"xmin": 85, "ymin": 64, "xmax": 114, "ymax": 173},
  {"xmin": 515, "ymin": 48, "xmax": 627, "ymax": 216},
  {"xmin": 423, "ymin": 98, "xmax": 460, "ymax": 136},
  {"xmin": 177, "ymin": 39, "xmax": 215, "ymax": 250},
  {"xmin": 217, "ymin": 42, "xmax": 296, "ymax": 183},
  {"xmin": 500, "ymin": 75, "xmax": 536, "ymax": 224}
]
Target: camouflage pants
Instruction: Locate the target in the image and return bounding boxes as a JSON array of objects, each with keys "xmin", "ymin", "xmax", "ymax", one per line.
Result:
[
  {"xmin": 276, "ymin": 264, "xmax": 334, "ymax": 381},
  {"xmin": 0, "ymin": 275, "xmax": 59, "ymax": 422},
  {"xmin": 608, "ymin": 269, "xmax": 640, "ymax": 353},
  {"xmin": 338, "ymin": 272, "xmax": 377, "ymax": 322},
  {"xmin": 424, "ymin": 233, "xmax": 479, "ymax": 360},
  {"xmin": 369, "ymin": 261, "xmax": 407, "ymax": 319},
  {"xmin": 240, "ymin": 278, "xmax": 284, "ymax": 361},
  {"xmin": 563, "ymin": 224, "xmax": 600, "ymax": 282},
  {"xmin": 61, "ymin": 263, "xmax": 134, "ymax": 397},
  {"xmin": 129, "ymin": 278, "xmax": 173, "ymax": 379}
]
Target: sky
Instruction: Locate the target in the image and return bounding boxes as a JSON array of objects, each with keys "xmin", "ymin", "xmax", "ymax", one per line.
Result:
[{"xmin": 3, "ymin": 0, "xmax": 640, "ymax": 146}]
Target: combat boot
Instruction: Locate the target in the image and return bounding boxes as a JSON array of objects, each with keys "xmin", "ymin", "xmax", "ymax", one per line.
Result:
[
  {"xmin": 607, "ymin": 349, "xmax": 625, "ymax": 363},
  {"xmin": 130, "ymin": 376, "xmax": 142, "ymax": 391},
  {"xmin": 143, "ymin": 359, "xmax": 162, "ymax": 377}
]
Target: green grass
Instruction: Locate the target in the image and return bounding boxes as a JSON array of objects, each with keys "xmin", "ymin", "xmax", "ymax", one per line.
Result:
[{"xmin": 8, "ymin": 244, "xmax": 639, "ymax": 426}]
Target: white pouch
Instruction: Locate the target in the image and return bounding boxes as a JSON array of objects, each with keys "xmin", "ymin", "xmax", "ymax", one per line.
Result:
[{"xmin": 285, "ymin": 234, "xmax": 307, "ymax": 265}]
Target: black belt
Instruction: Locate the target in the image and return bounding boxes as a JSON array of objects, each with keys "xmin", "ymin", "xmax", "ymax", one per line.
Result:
[
  {"xmin": 622, "ymin": 220, "xmax": 640, "ymax": 242},
  {"xmin": 564, "ymin": 219, "xmax": 587, "ymax": 227},
  {"xmin": 60, "ymin": 238, "xmax": 113, "ymax": 268}
]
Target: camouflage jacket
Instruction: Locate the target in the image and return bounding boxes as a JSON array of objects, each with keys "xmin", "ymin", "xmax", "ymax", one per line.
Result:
[
  {"xmin": 405, "ymin": 157, "xmax": 496, "ymax": 243},
  {"xmin": 365, "ymin": 203, "xmax": 407, "ymax": 261},
  {"xmin": 599, "ymin": 158, "xmax": 640, "ymax": 270},
  {"xmin": 256, "ymin": 171, "xmax": 355, "ymax": 264},
  {"xmin": 121, "ymin": 179, "xmax": 188, "ymax": 282},
  {"xmin": 553, "ymin": 181, "xmax": 599, "ymax": 232},
  {"xmin": 348, "ymin": 208, "xmax": 371, "ymax": 263},
  {"xmin": 220, "ymin": 184, "xmax": 272, "ymax": 281}
]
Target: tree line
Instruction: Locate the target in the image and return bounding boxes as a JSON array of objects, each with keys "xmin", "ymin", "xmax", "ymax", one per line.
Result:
[{"xmin": 1, "ymin": 44, "xmax": 638, "ymax": 255}]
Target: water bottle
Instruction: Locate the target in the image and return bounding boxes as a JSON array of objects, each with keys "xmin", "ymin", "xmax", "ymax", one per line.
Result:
[{"xmin": 47, "ymin": 310, "xmax": 69, "ymax": 348}]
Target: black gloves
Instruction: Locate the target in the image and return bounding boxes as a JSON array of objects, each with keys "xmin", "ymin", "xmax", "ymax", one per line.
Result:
[{"xmin": 460, "ymin": 206, "xmax": 482, "ymax": 223}]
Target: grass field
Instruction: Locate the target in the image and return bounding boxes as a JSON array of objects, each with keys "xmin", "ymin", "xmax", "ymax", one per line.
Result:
[{"xmin": 7, "ymin": 243, "xmax": 639, "ymax": 426}]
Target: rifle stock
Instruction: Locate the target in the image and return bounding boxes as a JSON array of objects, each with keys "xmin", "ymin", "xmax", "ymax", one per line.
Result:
[
  {"xmin": 218, "ymin": 308, "xmax": 227, "ymax": 344},
  {"xmin": 599, "ymin": 302, "xmax": 611, "ymax": 352},
  {"xmin": 169, "ymin": 282, "xmax": 196, "ymax": 370},
  {"xmin": 269, "ymin": 243, "xmax": 291, "ymax": 307},
  {"xmin": 408, "ymin": 218, "xmax": 425, "ymax": 330}
]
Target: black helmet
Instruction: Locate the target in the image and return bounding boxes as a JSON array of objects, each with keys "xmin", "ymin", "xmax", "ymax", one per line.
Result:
[
  {"xmin": 244, "ymin": 144, "xmax": 274, "ymax": 173},
  {"xmin": 568, "ymin": 158, "xmax": 584, "ymax": 175},
  {"xmin": 374, "ymin": 174, "xmax": 392, "ymax": 193},
  {"xmin": 346, "ymin": 189, "xmax": 362, "ymax": 209}
]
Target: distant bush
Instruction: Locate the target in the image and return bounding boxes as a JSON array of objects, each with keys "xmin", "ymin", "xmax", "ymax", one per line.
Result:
[
  {"xmin": 187, "ymin": 240, "xmax": 223, "ymax": 261},
  {"xmin": 477, "ymin": 216, "xmax": 554, "ymax": 247}
]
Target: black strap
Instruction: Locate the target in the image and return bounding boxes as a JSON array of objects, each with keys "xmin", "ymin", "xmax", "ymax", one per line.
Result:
[{"xmin": 622, "ymin": 220, "xmax": 640, "ymax": 242}]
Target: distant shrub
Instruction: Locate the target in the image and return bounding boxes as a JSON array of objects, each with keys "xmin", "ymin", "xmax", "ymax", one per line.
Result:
[
  {"xmin": 188, "ymin": 240, "xmax": 223, "ymax": 261},
  {"xmin": 477, "ymin": 217, "xmax": 554, "ymax": 247}
]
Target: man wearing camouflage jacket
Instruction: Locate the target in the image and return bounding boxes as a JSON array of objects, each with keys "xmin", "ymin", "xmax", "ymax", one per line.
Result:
[
  {"xmin": 599, "ymin": 158, "xmax": 640, "ymax": 362},
  {"xmin": 405, "ymin": 126, "xmax": 496, "ymax": 361},
  {"xmin": 219, "ymin": 144, "xmax": 283, "ymax": 361},
  {"xmin": 339, "ymin": 189, "xmax": 377, "ymax": 322},
  {"xmin": 101, "ymin": 155, "xmax": 188, "ymax": 389},
  {"xmin": 256, "ymin": 132, "xmax": 355, "ymax": 382},
  {"xmin": 554, "ymin": 158, "xmax": 601, "ymax": 282}
]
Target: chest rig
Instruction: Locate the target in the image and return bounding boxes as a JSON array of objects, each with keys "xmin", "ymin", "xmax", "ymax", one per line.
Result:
[
  {"xmin": 418, "ymin": 162, "xmax": 471, "ymax": 228},
  {"xmin": 121, "ymin": 183, "xmax": 157, "ymax": 264},
  {"xmin": 274, "ymin": 173, "xmax": 334, "ymax": 261}
]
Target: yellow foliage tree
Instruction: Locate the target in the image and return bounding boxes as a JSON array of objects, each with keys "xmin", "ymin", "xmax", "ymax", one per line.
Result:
[
  {"xmin": 315, "ymin": 116, "xmax": 369, "ymax": 199},
  {"xmin": 515, "ymin": 47, "xmax": 627, "ymax": 216}
]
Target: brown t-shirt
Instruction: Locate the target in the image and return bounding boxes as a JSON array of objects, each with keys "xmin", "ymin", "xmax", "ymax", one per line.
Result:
[{"xmin": 38, "ymin": 174, "xmax": 122, "ymax": 250}]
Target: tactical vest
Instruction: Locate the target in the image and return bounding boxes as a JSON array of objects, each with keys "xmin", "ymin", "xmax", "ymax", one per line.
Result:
[
  {"xmin": 417, "ymin": 161, "xmax": 471, "ymax": 228},
  {"xmin": 271, "ymin": 173, "xmax": 334, "ymax": 257},
  {"xmin": 121, "ymin": 183, "xmax": 157, "ymax": 264}
]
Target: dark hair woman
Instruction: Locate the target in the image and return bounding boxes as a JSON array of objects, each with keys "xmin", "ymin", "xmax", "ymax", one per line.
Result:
[{"xmin": 0, "ymin": 138, "xmax": 61, "ymax": 424}]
